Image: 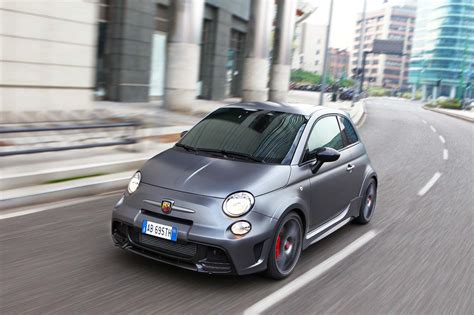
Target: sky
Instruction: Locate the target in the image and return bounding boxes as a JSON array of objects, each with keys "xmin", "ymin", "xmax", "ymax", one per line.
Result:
[{"xmin": 305, "ymin": 0, "xmax": 416, "ymax": 49}]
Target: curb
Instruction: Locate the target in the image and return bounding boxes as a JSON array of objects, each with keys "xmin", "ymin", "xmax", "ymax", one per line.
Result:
[
  {"xmin": 423, "ymin": 106, "xmax": 474, "ymax": 123},
  {"xmin": 0, "ymin": 172, "xmax": 131, "ymax": 211}
]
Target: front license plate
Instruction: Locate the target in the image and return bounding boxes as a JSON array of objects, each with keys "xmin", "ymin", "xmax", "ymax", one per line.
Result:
[{"xmin": 141, "ymin": 220, "xmax": 177, "ymax": 241}]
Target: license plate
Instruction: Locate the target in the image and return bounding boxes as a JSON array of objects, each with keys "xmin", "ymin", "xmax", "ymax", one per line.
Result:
[{"xmin": 141, "ymin": 220, "xmax": 177, "ymax": 241}]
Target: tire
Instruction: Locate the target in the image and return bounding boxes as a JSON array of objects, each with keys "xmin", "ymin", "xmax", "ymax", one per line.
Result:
[
  {"xmin": 265, "ymin": 212, "xmax": 303, "ymax": 280},
  {"xmin": 355, "ymin": 178, "xmax": 377, "ymax": 224}
]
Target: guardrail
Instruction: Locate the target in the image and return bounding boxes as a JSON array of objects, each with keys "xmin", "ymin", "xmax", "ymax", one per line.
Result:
[{"xmin": 0, "ymin": 120, "xmax": 141, "ymax": 156}]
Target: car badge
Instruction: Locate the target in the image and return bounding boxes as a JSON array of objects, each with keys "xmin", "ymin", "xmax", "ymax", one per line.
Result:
[{"xmin": 161, "ymin": 200, "xmax": 174, "ymax": 214}]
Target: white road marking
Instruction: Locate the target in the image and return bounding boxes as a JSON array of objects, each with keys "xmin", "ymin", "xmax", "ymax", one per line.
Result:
[
  {"xmin": 443, "ymin": 149, "xmax": 449, "ymax": 160},
  {"xmin": 430, "ymin": 125, "xmax": 437, "ymax": 133},
  {"xmin": 439, "ymin": 135, "xmax": 446, "ymax": 144},
  {"xmin": 417, "ymin": 172, "xmax": 442, "ymax": 197},
  {"xmin": 0, "ymin": 192, "xmax": 120, "ymax": 220},
  {"xmin": 422, "ymin": 119, "xmax": 427, "ymax": 124},
  {"xmin": 243, "ymin": 230, "xmax": 378, "ymax": 315}
]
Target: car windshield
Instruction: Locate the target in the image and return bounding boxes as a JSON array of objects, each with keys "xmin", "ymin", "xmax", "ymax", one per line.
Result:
[{"xmin": 177, "ymin": 107, "xmax": 307, "ymax": 164}]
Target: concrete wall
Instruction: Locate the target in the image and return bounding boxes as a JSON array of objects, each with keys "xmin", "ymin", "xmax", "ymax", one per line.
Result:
[{"xmin": 0, "ymin": 0, "xmax": 98, "ymax": 112}]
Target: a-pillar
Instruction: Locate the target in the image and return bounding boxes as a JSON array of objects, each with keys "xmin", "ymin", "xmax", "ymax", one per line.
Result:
[
  {"xmin": 269, "ymin": 0, "xmax": 296, "ymax": 103},
  {"xmin": 241, "ymin": 0, "xmax": 273, "ymax": 102},
  {"xmin": 164, "ymin": 0, "xmax": 204, "ymax": 111}
]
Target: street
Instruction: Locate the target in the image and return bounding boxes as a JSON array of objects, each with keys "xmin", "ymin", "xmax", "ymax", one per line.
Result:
[{"xmin": 1, "ymin": 98, "xmax": 473, "ymax": 314}]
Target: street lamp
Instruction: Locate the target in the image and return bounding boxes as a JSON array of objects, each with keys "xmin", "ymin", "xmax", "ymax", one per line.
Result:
[{"xmin": 318, "ymin": 0, "xmax": 334, "ymax": 105}]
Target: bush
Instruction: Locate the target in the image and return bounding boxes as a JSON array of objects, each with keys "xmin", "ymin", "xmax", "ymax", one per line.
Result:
[
  {"xmin": 437, "ymin": 98, "xmax": 461, "ymax": 109},
  {"xmin": 368, "ymin": 87, "xmax": 390, "ymax": 97},
  {"xmin": 290, "ymin": 69, "xmax": 321, "ymax": 84}
]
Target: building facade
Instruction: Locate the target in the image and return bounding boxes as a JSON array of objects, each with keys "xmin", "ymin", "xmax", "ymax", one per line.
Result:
[
  {"xmin": 0, "ymin": 0, "xmax": 98, "ymax": 112},
  {"xmin": 351, "ymin": 3, "xmax": 416, "ymax": 90},
  {"xmin": 291, "ymin": 22, "xmax": 327, "ymax": 73},
  {"xmin": 408, "ymin": 0, "xmax": 474, "ymax": 100},
  {"xmin": 328, "ymin": 48, "xmax": 350, "ymax": 80}
]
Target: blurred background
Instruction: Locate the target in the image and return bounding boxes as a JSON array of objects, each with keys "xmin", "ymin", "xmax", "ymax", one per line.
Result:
[{"xmin": 0, "ymin": 0, "xmax": 473, "ymax": 314}]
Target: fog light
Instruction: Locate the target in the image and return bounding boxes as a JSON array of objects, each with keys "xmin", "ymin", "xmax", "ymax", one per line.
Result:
[{"xmin": 231, "ymin": 221, "xmax": 251, "ymax": 236}]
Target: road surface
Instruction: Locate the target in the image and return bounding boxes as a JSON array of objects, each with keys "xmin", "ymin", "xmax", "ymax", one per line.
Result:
[{"xmin": 1, "ymin": 98, "xmax": 473, "ymax": 314}]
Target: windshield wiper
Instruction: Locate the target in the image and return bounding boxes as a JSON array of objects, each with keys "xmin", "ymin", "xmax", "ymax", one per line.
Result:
[
  {"xmin": 179, "ymin": 145, "xmax": 265, "ymax": 163},
  {"xmin": 222, "ymin": 151, "xmax": 265, "ymax": 163},
  {"xmin": 175, "ymin": 143, "xmax": 196, "ymax": 152},
  {"xmin": 198, "ymin": 149, "xmax": 264, "ymax": 163}
]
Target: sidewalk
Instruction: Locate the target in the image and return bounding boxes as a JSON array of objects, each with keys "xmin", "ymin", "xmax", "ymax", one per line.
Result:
[
  {"xmin": 423, "ymin": 106, "xmax": 474, "ymax": 123},
  {"xmin": 1, "ymin": 92, "xmax": 365, "ymax": 210}
]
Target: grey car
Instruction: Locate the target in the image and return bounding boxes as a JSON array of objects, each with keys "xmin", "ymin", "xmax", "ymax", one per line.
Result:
[{"xmin": 112, "ymin": 102, "xmax": 377, "ymax": 279}]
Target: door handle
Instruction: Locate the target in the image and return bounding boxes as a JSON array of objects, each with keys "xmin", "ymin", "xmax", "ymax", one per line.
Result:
[{"xmin": 346, "ymin": 164, "xmax": 355, "ymax": 172}]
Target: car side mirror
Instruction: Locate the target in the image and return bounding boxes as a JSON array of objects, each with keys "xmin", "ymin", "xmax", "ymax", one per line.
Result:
[
  {"xmin": 311, "ymin": 147, "xmax": 340, "ymax": 174},
  {"xmin": 180, "ymin": 130, "xmax": 188, "ymax": 138}
]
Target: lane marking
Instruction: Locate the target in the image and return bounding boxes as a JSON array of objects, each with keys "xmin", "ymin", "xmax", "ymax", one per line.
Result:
[
  {"xmin": 0, "ymin": 192, "xmax": 120, "ymax": 220},
  {"xmin": 439, "ymin": 135, "xmax": 446, "ymax": 144},
  {"xmin": 443, "ymin": 149, "xmax": 449, "ymax": 160},
  {"xmin": 243, "ymin": 230, "xmax": 378, "ymax": 315},
  {"xmin": 417, "ymin": 172, "xmax": 442, "ymax": 197},
  {"xmin": 430, "ymin": 125, "xmax": 437, "ymax": 133},
  {"xmin": 422, "ymin": 119, "xmax": 427, "ymax": 124}
]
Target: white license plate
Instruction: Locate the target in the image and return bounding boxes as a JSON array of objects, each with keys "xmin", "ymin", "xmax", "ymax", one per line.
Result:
[{"xmin": 141, "ymin": 220, "xmax": 177, "ymax": 241}]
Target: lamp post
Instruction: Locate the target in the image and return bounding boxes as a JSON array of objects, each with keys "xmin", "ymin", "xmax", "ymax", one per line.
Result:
[{"xmin": 318, "ymin": 0, "xmax": 334, "ymax": 105}]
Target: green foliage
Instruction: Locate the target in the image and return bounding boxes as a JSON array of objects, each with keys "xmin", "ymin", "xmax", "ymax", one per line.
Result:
[
  {"xmin": 437, "ymin": 98, "xmax": 461, "ymax": 109},
  {"xmin": 401, "ymin": 91, "xmax": 422, "ymax": 100},
  {"xmin": 367, "ymin": 87, "xmax": 391, "ymax": 97},
  {"xmin": 290, "ymin": 70, "xmax": 321, "ymax": 84},
  {"xmin": 338, "ymin": 79, "xmax": 354, "ymax": 88}
]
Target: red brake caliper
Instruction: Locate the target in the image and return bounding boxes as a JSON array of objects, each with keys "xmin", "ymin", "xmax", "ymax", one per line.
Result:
[{"xmin": 275, "ymin": 235, "xmax": 281, "ymax": 259}]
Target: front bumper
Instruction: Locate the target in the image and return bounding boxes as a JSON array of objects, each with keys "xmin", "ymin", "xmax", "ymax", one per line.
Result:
[{"xmin": 112, "ymin": 183, "xmax": 278, "ymax": 275}]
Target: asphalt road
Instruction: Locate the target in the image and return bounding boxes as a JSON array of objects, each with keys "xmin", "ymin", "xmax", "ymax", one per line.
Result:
[{"xmin": 1, "ymin": 98, "xmax": 473, "ymax": 314}]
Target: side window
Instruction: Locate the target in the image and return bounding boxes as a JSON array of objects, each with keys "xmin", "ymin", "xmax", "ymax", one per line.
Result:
[
  {"xmin": 304, "ymin": 116, "xmax": 344, "ymax": 161},
  {"xmin": 338, "ymin": 116, "xmax": 359, "ymax": 145}
]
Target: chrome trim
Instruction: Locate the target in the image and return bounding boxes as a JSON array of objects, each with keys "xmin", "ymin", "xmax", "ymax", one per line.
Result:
[
  {"xmin": 143, "ymin": 199, "xmax": 195, "ymax": 214},
  {"xmin": 172, "ymin": 205, "xmax": 195, "ymax": 214},
  {"xmin": 305, "ymin": 206, "xmax": 349, "ymax": 240},
  {"xmin": 309, "ymin": 218, "xmax": 352, "ymax": 245}
]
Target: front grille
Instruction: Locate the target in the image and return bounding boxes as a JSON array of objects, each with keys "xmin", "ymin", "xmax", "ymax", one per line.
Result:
[{"xmin": 139, "ymin": 234, "xmax": 197, "ymax": 258}]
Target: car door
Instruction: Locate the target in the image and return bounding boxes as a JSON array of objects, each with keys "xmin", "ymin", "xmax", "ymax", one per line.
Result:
[
  {"xmin": 301, "ymin": 115, "xmax": 355, "ymax": 230},
  {"xmin": 337, "ymin": 115, "xmax": 367, "ymax": 200}
]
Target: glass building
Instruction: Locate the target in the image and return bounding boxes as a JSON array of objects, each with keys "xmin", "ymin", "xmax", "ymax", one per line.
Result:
[{"xmin": 408, "ymin": 0, "xmax": 474, "ymax": 100}]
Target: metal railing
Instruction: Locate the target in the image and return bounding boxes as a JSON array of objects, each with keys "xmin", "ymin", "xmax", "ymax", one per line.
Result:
[{"xmin": 0, "ymin": 120, "xmax": 141, "ymax": 157}]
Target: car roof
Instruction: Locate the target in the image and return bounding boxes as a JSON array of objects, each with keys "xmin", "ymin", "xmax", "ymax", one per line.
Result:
[{"xmin": 224, "ymin": 101, "xmax": 342, "ymax": 117}]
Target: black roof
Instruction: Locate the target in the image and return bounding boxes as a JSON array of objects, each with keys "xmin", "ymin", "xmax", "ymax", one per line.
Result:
[{"xmin": 225, "ymin": 102, "xmax": 327, "ymax": 116}]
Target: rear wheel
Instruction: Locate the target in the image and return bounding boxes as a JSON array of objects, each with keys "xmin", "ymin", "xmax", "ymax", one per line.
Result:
[
  {"xmin": 265, "ymin": 213, "xmax": 303, "ymax": 280},
  {"xmin": 355, "ymin": 179, "xmax": 377, "ymax": 224}
]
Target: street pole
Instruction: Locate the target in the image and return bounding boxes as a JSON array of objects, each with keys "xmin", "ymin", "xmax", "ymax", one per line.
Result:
[
  {"xmin": 319, "ymin": 0, "xmax": 334, "ymax": 105},
  {"xmin": 355, "ymin": 0, "xmax": 368, "ymax": 99}
]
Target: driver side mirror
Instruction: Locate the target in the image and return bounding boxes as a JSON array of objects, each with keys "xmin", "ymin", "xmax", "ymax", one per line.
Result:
[{"xmin": 310, "ymin": 147, "xmax": 340, "ymax": 174}]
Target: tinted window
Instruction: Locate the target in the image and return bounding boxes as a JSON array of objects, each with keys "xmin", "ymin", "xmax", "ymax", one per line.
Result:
[
  {"xmin": 338, "ymin": 116, "xmax": 359, "ymax": 145},
  {"xmin": 179, "ymin": 107, "xmax": 307, "ymax": 164},
  {"xmin": 304, "ymin": 116, "xmax": 344, "ymax": 161}
]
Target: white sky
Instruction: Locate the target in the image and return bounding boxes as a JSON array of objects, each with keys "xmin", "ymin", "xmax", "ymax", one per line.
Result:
[{"xmin": 306, "ymin": 0, "xmax": 415, "ymax": 49}]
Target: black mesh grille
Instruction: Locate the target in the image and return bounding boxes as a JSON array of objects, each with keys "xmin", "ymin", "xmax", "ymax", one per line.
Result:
[{"xmin": 139, "ymin": 234, "xmax": 197, "ymax": 258}]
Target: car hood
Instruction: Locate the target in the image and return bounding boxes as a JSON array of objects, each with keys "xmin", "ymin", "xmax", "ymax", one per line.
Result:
[{"xmin": 140, "ymin": 148, "xmax": 291, "ymax": 198}]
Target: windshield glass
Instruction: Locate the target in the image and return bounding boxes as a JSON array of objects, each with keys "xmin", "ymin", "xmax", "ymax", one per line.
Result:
[{"xmin": 178, "ymin": 107, "xmax": 307, "ymax": 164}]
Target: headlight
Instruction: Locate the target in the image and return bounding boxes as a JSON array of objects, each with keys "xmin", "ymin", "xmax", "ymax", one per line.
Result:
[
  {"xmin": 127, "ymin": 171, "xmax": 141, "ymax": 194},
  {"xmin": 230, "ymin": 221, "xmax": 252, "ymax": 236},
  {"xmin": 222, "ymin": 192, "xmax": 254, "ymax": 217}
]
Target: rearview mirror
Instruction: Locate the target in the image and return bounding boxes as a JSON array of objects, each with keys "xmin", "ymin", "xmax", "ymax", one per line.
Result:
[
  {"xmin": 180, "ymin": 130, "xmax": 188, "ymax": 138},
  {"xmin": 311, "ymin": 147, "xmax": 340, "ymax": 174}
]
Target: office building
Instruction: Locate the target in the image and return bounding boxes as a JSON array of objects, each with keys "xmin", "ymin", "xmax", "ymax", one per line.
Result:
[
  {"xmin": 408, "ymin": 0, "xmax": 474, "ymax": 100},
  {"xmin": 351, "ymin": 3, "xmax": 416, "ymax": 89}
]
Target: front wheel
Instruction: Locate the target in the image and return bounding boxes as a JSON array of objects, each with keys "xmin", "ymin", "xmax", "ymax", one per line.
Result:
[
  {"xmin": 355, "ymin": 178, "xmax": 377, "ymax": 224},
  {"xmin": 265, "ymin": 212, "xmax": 303, "ymax": 280}
]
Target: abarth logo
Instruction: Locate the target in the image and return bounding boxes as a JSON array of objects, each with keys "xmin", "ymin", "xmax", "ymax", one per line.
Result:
[{"xmin": 161, "ymin": 200, "xmax": 174, "ymax": 214}]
